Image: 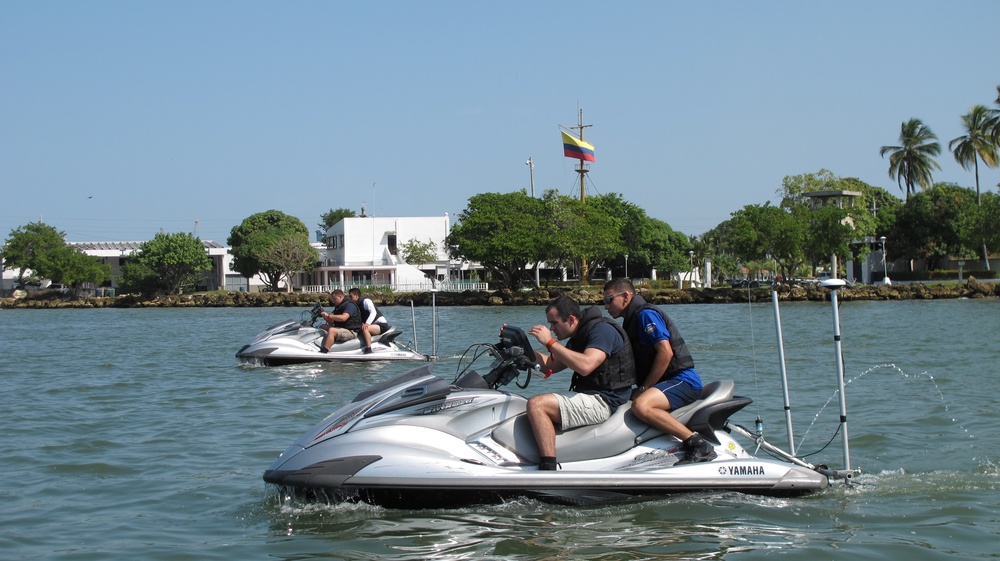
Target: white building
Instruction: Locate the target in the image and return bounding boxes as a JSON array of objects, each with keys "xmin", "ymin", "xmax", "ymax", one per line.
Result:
[{"xmin": 301, "ymin": 214, "xmax": 482, "ymax": 292}]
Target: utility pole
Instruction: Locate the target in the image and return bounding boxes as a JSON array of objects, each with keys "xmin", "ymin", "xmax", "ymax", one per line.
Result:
[{"xmin": 526, "ymin": 157, "xmax": 535, "ymax": 197}]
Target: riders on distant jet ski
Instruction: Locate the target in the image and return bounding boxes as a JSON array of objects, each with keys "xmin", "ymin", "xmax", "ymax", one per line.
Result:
[{"xmin": 318, "ymin": 289, "xmax": 363, "ymax": 353}]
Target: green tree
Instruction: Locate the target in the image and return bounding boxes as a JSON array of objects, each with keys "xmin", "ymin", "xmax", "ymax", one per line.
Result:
[
  {"xmin": 123, "ymin": 232, "xmax": 213, "ymax": 295},
  {"xmin": 949, "ymin": 105, "xmax": 999, "ymax": 206},
  {"xmin": 981, "ymin": 191, "xmax": 1000, "ymax": 252},
  {"xmin": 803, "ymin": 204, "xmax": 857, "ymax": 275},
  {"xmin": 228, "ymin": 210, "xmax": 313, "ymax": 291},
  {"xmin": 648, "ymin": 220, "xmax": 692, "ymax": 281},
  {"xmin": 118, "ymin": 260, "xmax": 159, "ymax": 297},
  {"xmin": 728, "ymin": 203, "xmax": 806, "ymax": 280},
  {"xmin": 1, "ymin": 222, "xmax": 109, "ymax": 294},
  {"xmin": 259, "ymin": 235, "xmax": 319, "ymax": 293},
  {"xmin": 949, "ymin": 105, "xmax": 999, "ymax": 270},
  {"xmin": 859, "ymin": 181, "xmax": 904, "ymax": 238},
  {"xmin": 777, "ymin": 171, "xmax": 881, "ymax": 274},
  {"xmin": 541, "ymin": 191, "xmax": 621, "ymax": 280},
  {"xmin": 587, "ymin": 193, "xmax": 675, "ymax": 279},
  {"xmin": 992, "ymin": 85, "xmax": 1000, "ymax": 144},
  {"xmin": 1, "ymin": 222, "xmax": 67, "ymax": 285},
  {"xmin": 400, "ymin": 238, "xmax": 438, "ymax": 266},
  {"xmin": 776, "ymin": 169, "xmax": 841, "ymax": 209},
  {"xmin": 40, "ymin": 245, "xmax": 111, "ymax": 295},
  {"xmin": 699, "ymin": 220, "xmax": 745, "ymax": 282},
  {"xmin": 318, "ymin": 208, "xmax": 357, "ymax": 239},
  {"xmin": 880, "ymin": 119, "xmax": 942, "ymax": 201},
  {"xmin": 890, "ymin": 183, "xmax": 980, "ymax": 270},
  {"xmin": 447, "ymin": 191, "xmax": 547, "ymax": 290}
]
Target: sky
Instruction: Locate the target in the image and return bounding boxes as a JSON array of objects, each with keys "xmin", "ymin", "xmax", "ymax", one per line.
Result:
[{"xmin": 2, "ymin": 1, "xmax": 999, "ymax": 245}]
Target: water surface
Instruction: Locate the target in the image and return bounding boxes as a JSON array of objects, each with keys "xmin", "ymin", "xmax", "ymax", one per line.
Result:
[{"xmin": 1, "ymin": 298, "xmax": 997, "ymax": 559}]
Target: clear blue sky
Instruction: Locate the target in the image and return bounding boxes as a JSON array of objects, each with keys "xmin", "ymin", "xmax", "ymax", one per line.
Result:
[{"xmin": 2, "ymin": 1, "xmax": 998, "ymax": 244}]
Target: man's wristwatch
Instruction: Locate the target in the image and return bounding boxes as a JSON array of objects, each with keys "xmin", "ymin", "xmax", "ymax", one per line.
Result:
[{"xmin": 637, "ymin": 386, "xmax": 645, "ymax": 393}]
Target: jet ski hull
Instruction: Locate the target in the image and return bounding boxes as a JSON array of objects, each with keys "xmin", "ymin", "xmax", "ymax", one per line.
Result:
[
  {"xmin": 263, "ymin": 361, "xmax": 830, "ymax": 508},
  {"xmin": 236, "ymin": 318, "xmax": 425, "ymax": 365},
  {"xmin": 265, "ymin": 451, "xmax": 828, "ymax": 508}
]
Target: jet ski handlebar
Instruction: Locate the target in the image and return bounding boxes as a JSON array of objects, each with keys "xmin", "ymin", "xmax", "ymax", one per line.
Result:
[
  {"xmin": 498, "ymin": 324, "xmax": 540, "ymax": 371},
  {"xmin": 480, "ymin": 325, "xmax": 540, "ymax": 389},
  {"xmin": 303, "ymin": 302, "xmax": 325, "ymax": 326}
]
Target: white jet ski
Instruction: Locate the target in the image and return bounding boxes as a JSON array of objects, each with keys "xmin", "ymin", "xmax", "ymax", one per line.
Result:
[
  {"xmin": 263, "ymin": 325, "xmax": 845, "ymax": 508},
  {"xmin": 237, "ymin": 303, "xmax": 427, "ymax": 366}
]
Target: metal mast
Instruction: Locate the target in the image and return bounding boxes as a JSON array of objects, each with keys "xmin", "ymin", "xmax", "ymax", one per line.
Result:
[{"xmin": 569, "ymin": 108, "xmax": 592, "ymax": 280}]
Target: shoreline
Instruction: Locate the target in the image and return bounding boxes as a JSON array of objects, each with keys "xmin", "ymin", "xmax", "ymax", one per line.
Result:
[{"xmin": 3, "ymin": 278, "xmax": 997, "ymax": 309}]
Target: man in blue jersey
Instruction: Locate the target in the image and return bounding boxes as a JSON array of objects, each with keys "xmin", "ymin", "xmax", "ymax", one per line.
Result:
[{"xmin": 603, "ymin": 278, "xmax": 716, "ymax": 464}]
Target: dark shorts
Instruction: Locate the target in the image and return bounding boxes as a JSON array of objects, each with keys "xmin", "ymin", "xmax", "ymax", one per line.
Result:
[{"xmin": 653, "ymin": 378, "xmax": 701, "ymax": 410}]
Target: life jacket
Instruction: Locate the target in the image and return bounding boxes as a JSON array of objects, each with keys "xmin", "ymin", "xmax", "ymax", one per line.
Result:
[
  {"xmin": 566, "ymin": 306, "xmax": 636, "ymax": 392},
  {"xmin": 622, "ymin": 293, "xmax": 695, "ymax": 383},
  {"xmin": 362, "ymin": 297, "xmax": 386, "ymax": 324},
  {"xmin": 333, "ymin": 300, "xmax": 364, "ymax": 331}
]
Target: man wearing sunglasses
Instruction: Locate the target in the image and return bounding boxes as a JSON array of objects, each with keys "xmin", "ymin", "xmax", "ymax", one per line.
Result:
[{"xmin": 602, "ymin": 278, "xmax": 716, "ymax": 464}]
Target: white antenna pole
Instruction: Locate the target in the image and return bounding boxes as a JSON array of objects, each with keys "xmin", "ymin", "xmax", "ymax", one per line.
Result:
[
  {"xmin": 410, "ymin": 300, "xmax": 418, "ymax": 354},
  {"xmin": 432, "ymin": 291, "xmax": 438, "ymax": 359},
  {"xmin": 822, "ymin": 279, "xmax": 851, "ymax": 470},
  {"xmin": 771, "ymin": 288, "xmax": 796, "ymax": 454}
]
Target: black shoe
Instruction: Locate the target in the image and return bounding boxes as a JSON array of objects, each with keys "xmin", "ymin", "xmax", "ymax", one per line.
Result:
[
  {"xmin": 363, "ymin": 346, "xmax": 373, "ymax": 354},
  {"xmin": 538, "ymin": 457, "xmax": 558, "ymax": 471},
  {"xmin": 676, "ymin": 433, "xmax": 717, "ymax": 465},
  {"xmin": 319, "ymin": 345, "xmax": 329, "ymax": 354}
]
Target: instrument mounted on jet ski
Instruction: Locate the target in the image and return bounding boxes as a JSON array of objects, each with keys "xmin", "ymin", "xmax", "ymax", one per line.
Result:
[
  {"xmin": 237, "ymin": 302, "xmax": 428, "ymax": 366},
  {"xmin": 263, "ymin": 322, "xmax": 851, "ymax": 508}
]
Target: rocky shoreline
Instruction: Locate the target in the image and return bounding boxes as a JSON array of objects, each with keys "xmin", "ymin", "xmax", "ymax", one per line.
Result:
[{"xmin": 3, "ymin": 278, "xmax": 997, "ymax": 310}]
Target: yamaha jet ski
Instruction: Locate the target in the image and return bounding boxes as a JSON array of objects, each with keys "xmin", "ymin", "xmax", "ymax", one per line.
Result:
[
  {"xmin": 263, "ymin": 325, "xmax": 836, "ymax": 507},
  {"xmin": 237, "ymin": 303, "xmax": 427, "ymax": 366}
]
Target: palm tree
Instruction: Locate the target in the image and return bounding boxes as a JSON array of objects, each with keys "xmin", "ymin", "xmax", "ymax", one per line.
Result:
[
  {"xmin": 951, "ymin": 105, "xmax": 1000, "ymax": 205},
  {"xmin": 880, "ymin": 119, "xmax": 941, "ymax": 201},
  {"xmin": 992, "ymin": 85, "xmax": 1000, "ymax": 144},
  {"xmin": 949, "ymin": 104, "xmax": 999, "ymax": 270}
]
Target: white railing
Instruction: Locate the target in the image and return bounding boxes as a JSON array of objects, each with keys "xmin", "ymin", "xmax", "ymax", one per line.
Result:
[{"xmin": 300, "ymin": 281, "xmax": 490, "ymax": 294}]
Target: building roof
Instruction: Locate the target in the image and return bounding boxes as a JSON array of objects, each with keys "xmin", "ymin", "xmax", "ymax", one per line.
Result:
[{"xmin": 70, "ymin": 240, "xmax": 226, "ymax": 251}]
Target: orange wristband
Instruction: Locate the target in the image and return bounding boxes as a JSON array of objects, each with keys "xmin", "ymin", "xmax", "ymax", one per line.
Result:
[{"xmin": 545, "ymin": 338, "xmax": 557, "ymax": 351}]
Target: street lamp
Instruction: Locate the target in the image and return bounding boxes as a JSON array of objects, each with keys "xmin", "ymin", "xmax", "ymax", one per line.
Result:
[
  {"xmin": 880, "ymin": 236, "xmax": 891, "ymax": 285},
  {"xmin": 689, "ymin": 250, "xmax": 695, "ymax": 287},
  {"xmin": 625, "ymin": 254, "xmax": 629, "ymax": 279}
]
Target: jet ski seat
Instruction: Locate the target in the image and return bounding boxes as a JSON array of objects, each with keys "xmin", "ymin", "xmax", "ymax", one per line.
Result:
[{"xmin": 490, "ymin": 380, "xmax": 738, "ymax": 464}]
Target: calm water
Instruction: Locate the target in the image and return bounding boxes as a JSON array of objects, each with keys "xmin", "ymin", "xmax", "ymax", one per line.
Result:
[{"xmin": 1, "ymin": 298, "xmax": 998, "ymax": 560}]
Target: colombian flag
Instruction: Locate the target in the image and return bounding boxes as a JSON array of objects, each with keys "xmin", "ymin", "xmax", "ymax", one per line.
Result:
[{"xmin": 562, "ymin": 131, "xmax": 595, "ymax": 162}]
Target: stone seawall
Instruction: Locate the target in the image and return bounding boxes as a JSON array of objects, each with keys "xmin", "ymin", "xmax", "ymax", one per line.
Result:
[{"xmin": 3, "ymin": 278, "xmax": 997, "ymax": 309}]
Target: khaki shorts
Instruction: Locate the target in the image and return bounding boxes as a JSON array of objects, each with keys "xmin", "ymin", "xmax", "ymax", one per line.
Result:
[
  {"xmin": 553, "ymin": 391, "xmax": 611, "ymax": 430},
  {"xmin": 332, "ymin": 328, "xmax": 358, "ymax": 342}
]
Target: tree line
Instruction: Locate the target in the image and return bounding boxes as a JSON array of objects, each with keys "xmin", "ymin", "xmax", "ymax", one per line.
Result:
[
  {"xmin": 4, "ymin": 176, "xmax": 997, "ymax": 296},
  {"xmin": 4, "ymin": 86, "xmax": 997, "ymax": 294},
  {"xmin": 878, "ymin": 84, "xmax": 1000, "ymax": 269}
]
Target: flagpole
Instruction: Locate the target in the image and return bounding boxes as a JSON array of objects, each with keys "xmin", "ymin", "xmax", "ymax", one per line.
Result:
[{"xmin": 572, "ymin": 109, "xmax": 592, "ymax": 281}]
